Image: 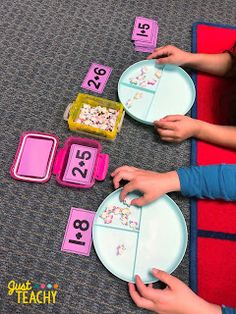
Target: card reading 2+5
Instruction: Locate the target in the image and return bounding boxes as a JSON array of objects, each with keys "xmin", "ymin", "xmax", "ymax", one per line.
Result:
[
  {"xmin": 63, "ymin": 144, "xmax": 97, "ymax": 185},
  {"xmin": 81, "ymin": 63, "xmax": 112, "ymax": 94}
]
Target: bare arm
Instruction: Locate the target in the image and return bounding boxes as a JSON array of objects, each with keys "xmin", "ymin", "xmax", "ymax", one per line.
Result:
[
  {"xmin": 155, "ymin": 115, "xmax": 236, "ymax": 149},
  {"xmin": 184, "ymin": 52, "xmax": 233, "ymax": 76},
  {"xmin": 147, "ymin": 45, "xmax": 233, "ymax": 76},
  {"xmin": 195, "ymin": 120, "xmax": 236, "ymax": 148}
]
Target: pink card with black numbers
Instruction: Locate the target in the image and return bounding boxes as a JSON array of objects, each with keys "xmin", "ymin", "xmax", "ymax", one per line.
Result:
[
  {"xmin": 81, "ymin": 63, "xmax": 112, "ymax": 94},
  {"xmin": 131, "ymin": 17, "xmax": 158, "ymax": 53},
  {"xmin": 62, "ymin": 144, "xmax": 97, "ymax": 185},
  {"xmin": 61, "ymin": 207, "xmax": 95, "ymax": 256},
  {"xmin": 132, "ymin": 16, "xmax": 154, "ymax": 42}
]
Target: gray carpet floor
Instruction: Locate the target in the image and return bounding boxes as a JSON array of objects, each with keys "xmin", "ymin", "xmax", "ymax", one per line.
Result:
[{"xmin": 0, "ymin": 0, "xmax": 235, "ymax": 313}]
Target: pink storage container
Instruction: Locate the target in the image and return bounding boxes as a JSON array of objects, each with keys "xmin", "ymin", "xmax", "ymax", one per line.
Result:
[{"xmin": 10, "ymin": 131, "xmax": 109, "ymax": 188}]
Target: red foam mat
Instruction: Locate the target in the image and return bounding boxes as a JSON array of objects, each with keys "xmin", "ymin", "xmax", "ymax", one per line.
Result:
[
  {"xmin": 191, "ymin": 22, "xmax": 236, "ymax": 307},
  {"xmin": 198, "ymin": 238, "xmax": 236, "ymax": 305}
]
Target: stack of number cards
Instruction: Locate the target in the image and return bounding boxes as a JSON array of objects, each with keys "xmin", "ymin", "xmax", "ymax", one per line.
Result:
[{"xmin": 132, "ymin": 16, "xmax": 158, "ymax": 53}]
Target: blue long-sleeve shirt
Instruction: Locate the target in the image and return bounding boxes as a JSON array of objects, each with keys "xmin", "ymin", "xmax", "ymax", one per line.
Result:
[
  {"xmin": 177, "ymin": 164, "xmax": 236, "ymax": 314},
  {"xmin": 222, "ymin": 306, "xmax": 236, "ymax": 314},
  {"xmin": 177, "ymin": 164, "xmax": 236, "ymax": 201}
]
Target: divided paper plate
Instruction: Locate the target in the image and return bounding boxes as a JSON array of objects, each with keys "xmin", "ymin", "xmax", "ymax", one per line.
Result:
[
  {"xmin": 93, "ymin": 188, "xmax": 188, "ymax": 283},
  {"xmin": 118, "ymin": 60, "xmax": 196, "ymax": 124}
]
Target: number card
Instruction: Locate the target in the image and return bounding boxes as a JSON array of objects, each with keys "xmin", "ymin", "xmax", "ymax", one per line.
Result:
[
  {"xmin": 131, "ymin": 17, "xmax": 158, "ymax": 53},
  {"xmin": 132, "ymin": 17, "xmax": 154, "ymax": 42},
  {"xmin": 135, "ymin": 21, "xmax": 158, "ymax": 47},
  {"xmin": 81, "ymin": 63, "xmax": 112, "ymax": 94},
  {"xmin": 63, "ymin": 144, "xmax": 97, "ymax": 185},
  {"xmin": 61, "ymin": 207, "xmax": 95, "ymax": 256}
]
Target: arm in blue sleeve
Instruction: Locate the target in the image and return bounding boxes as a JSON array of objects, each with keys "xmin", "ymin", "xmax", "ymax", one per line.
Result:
[
  {"xmin": 222, "ymin": 305, "xmax": 236, "ymax": 314},
  {"xmin": 176, "ymin": 164, "xmax": 236, "ymax": 201}
]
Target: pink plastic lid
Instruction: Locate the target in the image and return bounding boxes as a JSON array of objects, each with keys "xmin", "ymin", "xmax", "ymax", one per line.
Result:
[{"xmin": 10, "ymin": 132, "xmax": 59, "ymax": 183}]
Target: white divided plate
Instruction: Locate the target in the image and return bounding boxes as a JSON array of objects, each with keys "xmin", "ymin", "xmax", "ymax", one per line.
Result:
[
  {"xmin": 93, "ymin": 188, "xmax": 188, "ymax": 283},
  {"xmin": 118, "ymin": 60, "xmax": 196, "ymax": 125}
]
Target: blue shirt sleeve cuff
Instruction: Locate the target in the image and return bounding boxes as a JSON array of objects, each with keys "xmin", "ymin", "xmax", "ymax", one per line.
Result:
[{"xmin": 222, "ymin": 305, "xmax": 236, "ymax": 314}]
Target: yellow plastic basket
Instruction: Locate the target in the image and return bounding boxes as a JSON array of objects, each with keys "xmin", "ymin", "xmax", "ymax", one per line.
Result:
[{"xmin": 67, "ymin": 93, "xmax": 124, "ymax": 141}]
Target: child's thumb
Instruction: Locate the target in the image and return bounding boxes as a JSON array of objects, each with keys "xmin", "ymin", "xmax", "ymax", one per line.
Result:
[{"xmin": 152, "ymin": 268, "xmax": 179, "ymax": 288}]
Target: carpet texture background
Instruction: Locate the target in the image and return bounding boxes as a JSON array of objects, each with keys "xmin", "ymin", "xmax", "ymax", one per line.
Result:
[{"xmin": 0, "ymin": 0, "xmax": 235, "ymax": 313}]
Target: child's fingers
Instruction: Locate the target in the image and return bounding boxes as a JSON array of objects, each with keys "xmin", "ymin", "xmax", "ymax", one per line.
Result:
[
  {"xmin": 154, "ymin": 125, "xmax": 177, "ymax": 142},
  {"xmin": 157, "ymin": 129, "xmax": 176, "ymax": 138},
  {"xmin": 112, "ymin": 173, "xmax": 122, "ymax": 189},
  {"xmin": 111, "ymin": 165, "xmax": 133, "ymax": 177},
  {"xmin": 152, "ymin": 268, "xmax": 181, "ymax": 289},
  {"xmin": 120, "ymin": 182, "xmax": 136, "ymax": 200},
  {"xmin": 156, "ymin": 57, "xmax": 172, "ymax": 64},
  {"xmin": 152, "ymin": 46, "xmax": 166, "ymax": 52},
  {"xmin": 111, "ymin": 166, "xmax": 136, "ymax": 188},
  {"xmin": 112, "ymin": 171, "xmax": 134, "ymax": 189},
  {"xmin": 128, "ymin": 283, "xmax": 154, "ymax": 310},
  {"xmin": 154, "ymin": 121, "xmax": 176, "ymax": 130},
  {"xmin": 147, "ymin": 46, "xmax": 166, "ymax": 59},
  {"xmin": 159, "ymin": 114, "xmax": 184, "ymax": 122},
  {"xmin": 160, "ymin": 136, "xmax": 176, "ymax": 142},
  {"xmin": 131, "ymin": 195, "xmax": 149, "ymax": 207},
  {"xmin": 147, "ymin": 48, "xmax": 170, "ymax": 60},
  {"xmin": 135, "ymin": 275, "xmax": 161, "ymax": 301}
]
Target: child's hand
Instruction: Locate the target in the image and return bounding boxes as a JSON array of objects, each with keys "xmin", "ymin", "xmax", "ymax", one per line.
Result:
[
  {"xmin": 129, "ymin": 269, "xmax": 222, "ymax": 314},
  {"xmin": 154, "ymin": 115, "xmax": 200, "ymax": 143},
  {"xmin": 147, "ymin": 45, "xmax": 192, "ymax": 66},
  {"xmin": 111, "ymin": 166, "xmax": 180, "ymax": 206}
]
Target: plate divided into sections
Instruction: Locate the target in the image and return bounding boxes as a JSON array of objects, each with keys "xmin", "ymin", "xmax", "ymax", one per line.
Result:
[
  {"xmin": 118, "ymin": 60, "xmax": 196, "ymax": 125},
  {"xmin": 93, "ymin": 188, "xmax": 188, "ymax": 283}
]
